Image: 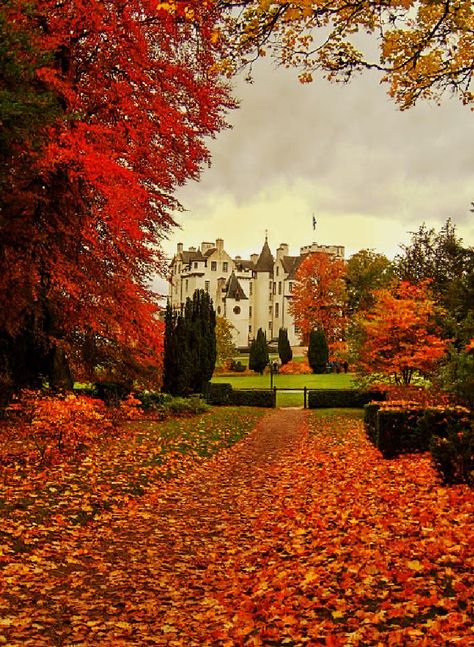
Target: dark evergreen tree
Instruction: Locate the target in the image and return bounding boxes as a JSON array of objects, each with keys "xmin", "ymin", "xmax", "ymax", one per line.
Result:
[
  {"xmin": 308, "ymin": 329, "xmax": 329, "ymax": 374},
  {"xmin": 163, "ymin": 290, "xmax": 216, "ymax": 396},
  {"xmin": 278, "ymin": 327, "xmax": 292, "ymax": 365},
  {"xmin": 249, "ymin": 328, "xmax": 269, "ymax": 374}
]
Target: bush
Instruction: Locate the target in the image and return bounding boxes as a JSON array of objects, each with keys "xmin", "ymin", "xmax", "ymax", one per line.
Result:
[
  {"xmin": 308, "ymin": 389, "xmax": 384, "ymax": 409},
  {"xmin": 230, "ymin": 360, "xmax": 246, "ymax": 372},
  {"xmin": 279, "ymin": 360, "xmax": 312, "ymax": 375},
  {"xmin": 137, "ymin": 391, "xmax": 172, "ymax": 411},
  {"xmin": 231, "ymin": 389, "xmax": 275, "ymax": 408},
  {"xmin": 163, "ymin": 396, "xmax": 209, "ymax": 416},
  {"xmin": 364, "ymin": 401, "xmax": 471, "ymax": 458},
  {"xmin": 94, "ymin": 381, "xmax": 131, "ymax": 406},
  {"xmin": 430, "ymin": 426, "xmax": 474, "ymax": 485},
  {"xmin": 204, "ymin": 382, "xmax": 234, "ymax": 406},
  {"xmin": 308, "ymin": 329, "xmax": 328, "ymax": 374}
]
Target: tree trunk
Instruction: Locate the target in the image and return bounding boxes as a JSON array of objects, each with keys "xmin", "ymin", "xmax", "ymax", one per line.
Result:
[{"xmin": 49, "ymin": 345, "xmax": 74, "ymax": 391}]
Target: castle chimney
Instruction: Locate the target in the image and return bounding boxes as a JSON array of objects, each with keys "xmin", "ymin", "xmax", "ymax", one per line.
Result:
[
  {"xmin": 216, "ymin": 238, "xmax": 224, "ymax": 252},
  {"xmin": 250, "ymin": 253, "xmax": 258, "ymax": 264},
  {"xmin": 177, "ymin": 243, "xmax": 183, "ymax": 254}
]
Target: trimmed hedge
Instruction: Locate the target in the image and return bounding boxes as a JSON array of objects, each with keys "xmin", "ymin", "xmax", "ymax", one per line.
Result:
[
  {"xmin": 231, "ymin": 389, "xmax": 275, "ymax": 408},
  {"xmin": 364, "ymin": 402, "xmax": 472, "ymax": 458},
  {"xmin": 308, "ymin": 389, "xmax": 385, "ymax": 409},
  {"xmin": 204, "ymin": 383, "xmax": 275, "ymax": 407},
  {"xmin": 204, "ymin": 382, "xmax": 234, "ymax": 405}
]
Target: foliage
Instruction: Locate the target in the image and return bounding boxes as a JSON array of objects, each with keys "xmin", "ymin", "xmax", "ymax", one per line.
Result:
[
  {"xmin": 163, "ymin": 290, "xmax": 217, "ymax": 396},
  {"xmin": 0, "ymin": 0, "xmax": 232, "ymax": 389},
  {"xmin": 290, "ymin": 252, "xmax": 347, "ymax": 346},
  {"xmin": 394, "ymin": 219, "xmax": 474, "ymax": 343},
  {"xmin": 249, "ymin": 327, "xmax": 269, "ymax": 374},
  {"xmin": 1, "ymin": 408, "xmax": 473, "ymax": 643},
  {"xmin": 308, "ymin": 389, "xmax": 384, "ymax": 409},
  {"xmin": 215, "ymin": 316, "xmax": 237, "ymax": 368},
  {"xmin": 346, "ymin": 249, "xmax": 395, "ymax": 314},
  {"xmin": 436, "ymin": 346, "xmax": 474, "ymax": 409},
  {"xmin": 220, "ymin": 1, "xmax": 474, "ymax": 110},
  {"xmin": 430, "ymin": 426, "xmax": 474, "ymax": 486},
  {"xmin": 7, "ymin": 391, "xmax": 112, "ymax": 464},
  {"xmin": 229, "ymin": 359, "xmax": 246, "ymax": 372},
  {"xmin": 277, "ymin": 327, "xmax": 292, "ymax": 365},
  {"xmin": 365, "ymin": 400, "xmax": 471, "ymax": 458},
  {"xmin": 279, "ymin": 359, "xmax": 312, "ymax": 374},
  {"xmin": 307, "ymin": 328, "xmax": 329, "ymax": 374},
  {"xmin": 230, "ymin": 389, "xmax": 276, "ymax": 408},
  {"xmin": 354, "ymin": 280, "xmax": 448, "ymax": 385}
]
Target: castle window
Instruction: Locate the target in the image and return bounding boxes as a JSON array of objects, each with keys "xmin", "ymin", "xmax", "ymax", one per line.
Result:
[
  {"xmin": 217, "ymin": 306, "xmax": 221, "ymax": 314},
  {"xmin": 194, "ymin": 262, "xmax": 198, "ymax": 268},
  {"xmin": 223, "ymin": 262, "xmax": 228, "ymax": 272},
  {"xmin": 278, "ymin": 282, "xmax": 282, "ymax": 295},
  {"xmin": 275, "ymin": 303, "xmax": 279, "ymax": 317},
  {"xmin": 249, "ymin": 283, "xmax": 253, "ymax": 295},
  {"xmin": 249, "ymin": 306, "xmax": 252, "ymax": 317},
  {"xmin": 233, "ymin": 305, "xmax": 241, "ymax": 315},
  {"xmin": 276, "ymin": 266, "xmax": 279, "ymax": 276},
  {"xmin": 289, "ymin": 281, "xmax": 294, "ymax": 293},
  {"xmin": 211, "ymin": 261, "xmax": 217, "ymax": 271},
  {"xmin": 185, "ymin": 279, "xmax": 188, "ymax": 291},
  {"xmin": 268, "ymin": 305, "xmax": 272, "ymax": 316}
]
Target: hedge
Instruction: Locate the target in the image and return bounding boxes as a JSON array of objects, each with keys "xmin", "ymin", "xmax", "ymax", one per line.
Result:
[
  {"xmin": 230, "ymin": 389, "xmax": 275, "ymax": 408},
  {"xmin": 364, "ymin": 402, "xmax": 472, "ymax": 458},
  {"xmin": 204, "ymin": 383, "xmax": 275, "ymax": 407},
  {"xmin": 308, "ymin": 389, "xmax": 385, "ymax": 409}
]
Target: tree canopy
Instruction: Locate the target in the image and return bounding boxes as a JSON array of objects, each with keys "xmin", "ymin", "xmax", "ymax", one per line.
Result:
[
  {"xmin": 290, "ymin": 252, "xmax": 347, "ymax": 346},
  {"xmin": 219, "ymin": 0, "xmax": 474, "ymax": 110},
  {"xmin": 0, "ymin": 0, "xmax": 232, "ymax": 389}
]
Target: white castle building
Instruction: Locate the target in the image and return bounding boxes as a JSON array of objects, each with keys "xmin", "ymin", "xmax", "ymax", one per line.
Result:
[{"xmin": 168, "ymin": 237, "xmax": 344, "ymax": 348}]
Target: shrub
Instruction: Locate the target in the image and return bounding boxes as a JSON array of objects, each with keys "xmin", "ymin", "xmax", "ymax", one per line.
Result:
[
  {"xmin": 9, "ymin": 391, "xmax": 112, "ymax": 464},
  {"xmin": 204, "ymin": 382, "xmax": 234, "ymax": 406},
  {"xmin": 308, "ymin": 329, "xmax": 328, "ymax": 374},
  {"xmin": 231, "ymin": 389, "xmax": 275, "ymax": 408},
  {"xmin": 430, "ymin": 426, "xmax": 474, "ymax": 485},
  {"xmin": 249, "ymin": 328, "xmax": 269, "ymax": 374},
  {"xmin": 94, "ymin": 381, "xmax": 131, "ymax": 406},
  {"xmin": 137, "ymin": 391, "xmax": 172, "ymax": 411},
  {"xmin": 230, "ymin": 360, "xmax": 246, "ymax": 372},
  {"xmin": 278, "ymin": 328, "xmax": 292, "ymax": 365},
  {"xmin": 308, "ymin": 389, "xmax": 384, "ymax": 409},
  {"xmin": 279, "ymin": 360, "xmax": 312, "ymax": 375},
  {"xmin": 163, "ymin": 396, "xmax": 209, "ymax": 416},
  {"xmin": 365, "ymin": 401, "xmax": 471, "ymax": 458}
]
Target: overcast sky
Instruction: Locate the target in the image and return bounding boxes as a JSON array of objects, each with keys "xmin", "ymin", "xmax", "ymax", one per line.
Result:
[{"xmin": 156, "ymin": 60, "xmax": 473, "ymax": 294}]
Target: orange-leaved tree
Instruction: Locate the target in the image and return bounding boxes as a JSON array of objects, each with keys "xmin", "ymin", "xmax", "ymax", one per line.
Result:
[
  {"xmin": 354, "ymin": 280, "xmax": 448, "ymax": 385},
  {"xmin": 289, "ymin": 252, "xmax": 347, "ymax": 347},
  {"xmin": 0, "ymin": 0, "xmax": 233, "ymax": 390}
]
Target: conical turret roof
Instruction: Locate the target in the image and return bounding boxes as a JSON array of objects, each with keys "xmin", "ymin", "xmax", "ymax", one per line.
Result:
[
  {"xmin": 254, "ymin": 238, "xmax": 274, "ymax": 273},
  {"xmin": 225, "ymin": 272, "xmax": 248, "ymax": 300}
]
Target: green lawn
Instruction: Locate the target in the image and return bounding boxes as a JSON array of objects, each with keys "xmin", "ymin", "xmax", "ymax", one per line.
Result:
[{"xmin": 212, "ymin": 372, "xmax": 355, "ymax": 407}]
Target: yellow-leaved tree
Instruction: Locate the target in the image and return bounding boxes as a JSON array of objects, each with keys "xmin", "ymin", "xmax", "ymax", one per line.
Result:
[{"xmin": 219, "ymin": 0, "xmax": 474, "ymax": 110}]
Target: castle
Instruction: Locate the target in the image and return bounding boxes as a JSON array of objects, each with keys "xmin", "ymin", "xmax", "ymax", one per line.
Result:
[{"xmin": 168, "ymin": 238, "xmax": 345, "ymax": 348}]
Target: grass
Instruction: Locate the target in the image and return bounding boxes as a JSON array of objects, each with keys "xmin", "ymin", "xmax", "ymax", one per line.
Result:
[
  {"xmin": 212, "ymin": 372, "xmax": 355, "ymax": 407},
  {"xmin": 212, "ymin": 372, "xmax": 355, "ymax": 389}
]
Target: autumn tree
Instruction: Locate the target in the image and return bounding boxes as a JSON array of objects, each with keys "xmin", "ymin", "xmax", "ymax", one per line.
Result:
[
  {"xmin": 394, "ymin": 220, "xmax": 474, "ymax": 344},
  {"xmin": 346, "ymin": 249, "xmax": 395, "ymax": 314},
  {"xmin": 219, "ymin": 0, "xmax": 474, "ymax": 110},
  {"xmin": 249, "ymin": 328, "xmax": 269, "ymax": 374},
  {"xmin": 215, "ymin": 317, "xmax": 237, "ymax": 368},
  {"xmin": 0, "ymin": 0, "xmax": 232, "ymax": 390},
  {"xmin": 307, "ymin": 329, "xmax": 328, "ymax": 374},
  {"xmin": 278, "ymin": 328, "xmax": 292, "ymax": 365},
  {"xmin": 354, "ymin": 281, "xmax": 448, "ymax": 385},
  {"xmin": 289, "ymin": 252, "xmax": 347, "ymax": 347},
  {"xmin": 163, "ymin": 290, "xmax": 217, "ymax": 396}
]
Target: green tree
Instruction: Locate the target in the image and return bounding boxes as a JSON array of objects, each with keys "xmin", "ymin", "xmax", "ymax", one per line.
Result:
[
  {"xmin": 215, "ymin": 316, "xmax": 237, "ymax": 368},
  {"xmin": 278, "ymin": 328, "xmax": 292, "ymax": 365},
  {"xmin": 308, "ymin": 329, "xmax": 328, "ymax": 374},
  {"xmin": 346, "ymin": 249, "xmax": 394, "ymax": 314},
  {"xmin": 394, "ymin": 219, "xmax": 474, "ymax": 344},
  {"xmin": 163, "ymin": 290, "xmax": 216, "ymax": 396},
  {"xmin": 249, "ymin": 328, "xmax": 269, "ymax": 375}
]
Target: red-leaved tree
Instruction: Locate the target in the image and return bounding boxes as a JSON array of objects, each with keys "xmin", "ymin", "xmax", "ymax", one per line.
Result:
[
  {"xmin": 354, "ymin": 281, "xmax": 448, "ymax": 385},
  {"xmin": 289, "ymin": 252, "xmax": 347, "ymax": 347},
  {"xmin": 0, "ymin": 0, "xmax": 233, "ymax": 389}
]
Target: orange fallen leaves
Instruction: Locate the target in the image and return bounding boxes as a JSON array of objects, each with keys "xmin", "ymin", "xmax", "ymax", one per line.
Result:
[{"xmin": 0, "ymin": 409, "xmax": 472, "ymax": 645}]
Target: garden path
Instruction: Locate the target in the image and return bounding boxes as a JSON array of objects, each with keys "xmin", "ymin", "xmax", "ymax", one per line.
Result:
[{"xmin": 4, "ymin": 408, "xmax": 473, "ymax": 645}]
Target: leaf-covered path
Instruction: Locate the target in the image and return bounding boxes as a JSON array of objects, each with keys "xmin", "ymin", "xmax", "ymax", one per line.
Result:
[{"xmin": 2, "ymin": 409, "xmax": 473, "ymax": 645}]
